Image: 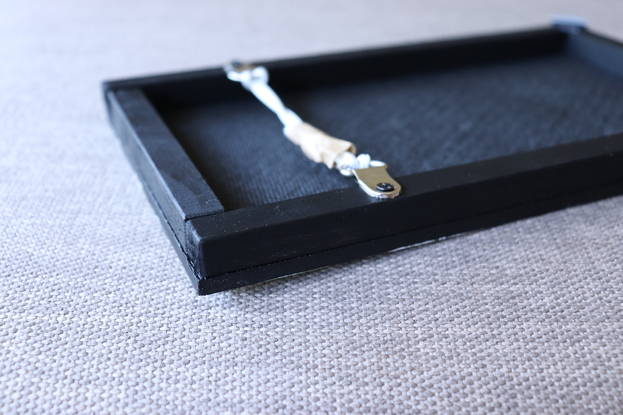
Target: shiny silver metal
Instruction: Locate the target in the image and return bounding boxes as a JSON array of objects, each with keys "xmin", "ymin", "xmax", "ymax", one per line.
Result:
[{"xmin": 353, "ymin": 165, "xmax": 402, "ymax": 199}]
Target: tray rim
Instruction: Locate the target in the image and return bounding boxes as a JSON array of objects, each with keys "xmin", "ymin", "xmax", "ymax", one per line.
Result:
[{"xmin": 103, "ymin": 23, "xmax": 623, "ymax": 294}]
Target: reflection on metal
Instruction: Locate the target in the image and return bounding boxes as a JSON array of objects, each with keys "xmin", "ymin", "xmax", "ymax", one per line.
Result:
[{"xmin": 353, "ymin": 165, "xmax": 402, "ymax": 199}]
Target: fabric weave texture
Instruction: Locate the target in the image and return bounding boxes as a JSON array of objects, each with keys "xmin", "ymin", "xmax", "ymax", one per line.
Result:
[
  {"xmin": 165, "ymin": 54, "xmax": 623, "ymax": 209},
  {"xmin": 1, "ymin": 0, "xmax": 623, "ymax": 413}
]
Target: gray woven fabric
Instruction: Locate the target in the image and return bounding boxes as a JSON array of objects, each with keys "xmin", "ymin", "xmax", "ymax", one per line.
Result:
[{"xmin": 2, "ymin": 1, "xmax": 623, "ymax": 414}]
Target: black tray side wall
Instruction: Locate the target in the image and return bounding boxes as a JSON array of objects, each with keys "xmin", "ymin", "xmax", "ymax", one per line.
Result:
[
  {"xmin": 188, "ymin": 133, "xmax": 623, "ymax": 293},
  {"xmin": 104, "ymin": 26, "xmax": 623, "ymax": 294}
]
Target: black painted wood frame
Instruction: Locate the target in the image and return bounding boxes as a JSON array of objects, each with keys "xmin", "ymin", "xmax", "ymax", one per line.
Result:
[{"xmin": 104, "ymin": 24, "xmax": 623, "ymax": 294}]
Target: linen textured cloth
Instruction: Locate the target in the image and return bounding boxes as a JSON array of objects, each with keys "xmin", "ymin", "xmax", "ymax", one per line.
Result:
[{"xmin": 1, "ymin": 1, "xmax": 623, "ymax": 413}]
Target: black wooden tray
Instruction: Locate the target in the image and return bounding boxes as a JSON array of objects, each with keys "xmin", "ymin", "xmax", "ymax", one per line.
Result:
[{"xmin": 104, "ymin": 22, "xmax": 623, "ymax": 294}]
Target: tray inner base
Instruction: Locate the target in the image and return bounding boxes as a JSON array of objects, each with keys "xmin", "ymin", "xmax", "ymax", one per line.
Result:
[{"xmin": 160, "ymin": 52, "xmax": 623, "ymax": 210}]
